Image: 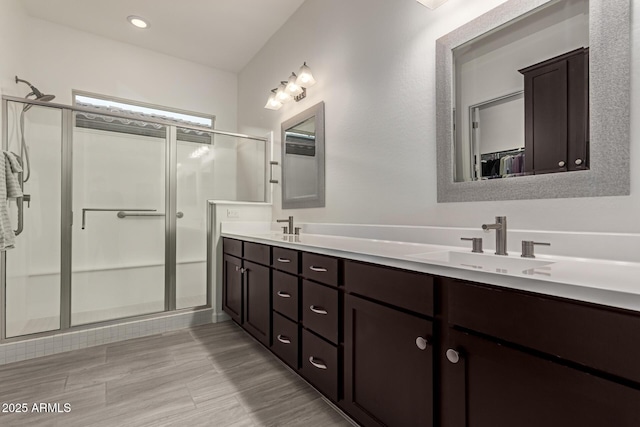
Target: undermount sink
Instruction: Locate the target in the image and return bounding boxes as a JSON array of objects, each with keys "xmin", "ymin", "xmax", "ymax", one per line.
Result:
[{"xmin": 408, "ymin": 250, "xmax": 554, "ymax": 273}]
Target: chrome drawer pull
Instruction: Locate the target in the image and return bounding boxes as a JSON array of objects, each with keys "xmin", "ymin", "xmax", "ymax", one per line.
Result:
[
  {"xmin": 277, "ymin": 258, "xmax": 291, "ymax": 263},
  {"xmin": 309, "ymin": 266, "xmax": 328, "ymax": 272},
  {"xmin": 446, "ymin": 349, "xmax": 460, "ymax": 364},
  {"xmin": 277, "ymin": 335, "xmax": 291, "ymax": 344},
  {"xmin": 277, "ymin": 291, "xmax": 291, "ymax": 298},
  {"xmin": 309, "ymin": 305, "xmax": 328, "ymax": 315},
  {"xmin": 309, "ymin": 357, "xmax": 327, "ymax": 370},
  {"xmin": 416, "ymin": 336, "xmax": 429, "ymax": 350}
]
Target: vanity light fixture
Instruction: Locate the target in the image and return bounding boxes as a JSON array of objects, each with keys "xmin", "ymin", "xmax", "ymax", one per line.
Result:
[
  {"xmin": 264, "ymin": 62, "xmax": 316, "ymax": 110},
  {"xmin": 416, "ymin": 0, "xmax": 449, "ymax": 9},
  {"xmin": 127, "ymin": 15, "xmax": 149, "ymax": 29}
]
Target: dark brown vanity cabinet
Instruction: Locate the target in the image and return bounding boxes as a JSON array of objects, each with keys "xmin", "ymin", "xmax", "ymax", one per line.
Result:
[
  {"xmin": 299, "ymin": 252, "xmax": 342, "ymax": 402},
  {"xmin": 224, "ymin": 237, "xmax": 640, "ymax": 427},
  {"xmin": 222, "ymin": 239, "xmax": 271, "ymax": 346},
  {"xmin": 343, "ymin": 261, "xmax": 435, "ymax": 427},
  {"xmin": 519, "ymin": 47, "xmax": 589, "ymax": 175},
  {"xmin": 222, "ymin": 253, "xmax": 243, "ymax": 324},
  {"xmin": 271, "ymin": 248, "xmax": 301, "ymax": 371},
  {"xmin": 441, "ymin": 279, "xmax": 640, "ymax": 427}
]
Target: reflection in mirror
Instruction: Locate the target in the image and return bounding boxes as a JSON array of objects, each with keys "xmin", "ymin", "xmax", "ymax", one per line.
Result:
[
  {"xmin": 436, "ymin": 0, "xmax": 629, "ymax": 202},
  {"xmin": 453, "ymin": 0, "xmax": 589, "ymax": 182},
  {"xmin": 281, "ymin": 102, "xmax": 325, "ymax": 209}
]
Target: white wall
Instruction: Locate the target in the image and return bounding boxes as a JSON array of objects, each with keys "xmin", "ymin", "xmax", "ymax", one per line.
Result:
[
  {"xmin": 3, "ymin": 9, "xmax": 237, "ymax": 131},
  {"xmin": 0, "ymin": 0, "xmax": 28, "ymax": 98},
  {"xmin": 237, "ymin": 0, "xmax": 640, "ymax": 234}
]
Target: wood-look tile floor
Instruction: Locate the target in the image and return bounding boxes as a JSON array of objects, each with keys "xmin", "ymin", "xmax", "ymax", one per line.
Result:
[{"xmin": 0, "ymin": 321, "xmax": 353, "ymax": 427}]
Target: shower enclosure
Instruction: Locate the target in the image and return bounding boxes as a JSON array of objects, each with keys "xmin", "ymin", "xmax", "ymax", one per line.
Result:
[{"xmin": 0, "ymin": 95, "xmax": 268, "ymax": 340}]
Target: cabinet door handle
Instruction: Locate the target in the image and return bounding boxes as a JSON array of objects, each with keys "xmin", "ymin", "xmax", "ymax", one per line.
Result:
[
  {"xmin": 277, "ymin": 335, "xmax": 291, "ymax": 344},
  {"xmin": 277, "ymin": 291, "xmax": 291, "ymax": 298},
  {"xmin": 558, "ymin": 161, "xmax": 566, "ymax": 167},
  {"xmin": 277, "ymin": 257, "xmax": 291, "ymax": 263},
  {"xmin": 575, "ymin": 158, "xmax": 583, "ymax": 165},
  {"xmin": 309, "ymin": 305, "xmax": 328, "ymax": 315},
  {"xmin": 309, "ymin": 356, "xmax": 327, "ymax": 370},
  {"xmin": 309, "ymin": 266, "xmax": 328, "ymax": 272},
  {"xmin": 235, "ymin": 266, "xmax": 240, "ymax": 272},
  {"xmin": 446, "ymin": 348, "xmax": 461, "ymax": 364},
  {"xmin": 416, "ymin": 336, "xmax": 430, "ymax": 350}
]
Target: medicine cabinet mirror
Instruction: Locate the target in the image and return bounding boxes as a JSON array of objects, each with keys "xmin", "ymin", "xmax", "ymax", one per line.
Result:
[
  {"xmin": 281, "ymin": 101, "xmax": 325, "ymax": 209},
  {"xmin": 436, "ymin": 0, "xmax": 630, "ymax": 202}
]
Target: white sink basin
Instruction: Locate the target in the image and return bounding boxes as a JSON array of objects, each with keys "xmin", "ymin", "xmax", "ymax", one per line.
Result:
[{"xmin": 408, "ymin": 251, "xmax": 554, "ymax": 273}]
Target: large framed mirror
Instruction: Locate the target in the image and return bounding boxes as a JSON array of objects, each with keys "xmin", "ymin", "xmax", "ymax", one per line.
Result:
[
  {"xmin": 436, "ymin": 0, "xmax": 630, "ymax": 202},
  {"xmin": 281, "ymin": 101, "xmax": 325, "ymax": 209}
]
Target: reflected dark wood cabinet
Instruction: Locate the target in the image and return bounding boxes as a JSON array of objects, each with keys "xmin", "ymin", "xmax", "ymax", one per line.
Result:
[
  {"xmin": 223, "ymin": 238, "xmax": 640, "ymax": 427},
  {"xmin": 520, "ymin": 47, "xmax": 589, "ymax": 174}
]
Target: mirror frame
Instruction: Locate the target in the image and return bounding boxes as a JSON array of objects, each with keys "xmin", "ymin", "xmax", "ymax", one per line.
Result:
[
  {"xmin": 281, "ymin": 101, "xmax": 325, "ymax": 209},
  {"xmin": 436, "ymin": 0, "xmax": 630, "ymax": 202}
]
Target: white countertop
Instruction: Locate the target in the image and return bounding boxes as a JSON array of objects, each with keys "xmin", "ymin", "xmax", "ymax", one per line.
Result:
[{"xmin": 221, "ymin": 229, "xmax": 640, "ymax": 313}]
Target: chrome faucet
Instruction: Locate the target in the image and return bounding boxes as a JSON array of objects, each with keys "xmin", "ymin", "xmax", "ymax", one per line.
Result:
[
  {"xmin": 482, "ymin": 216, "xmax": 507, "ymax": 255},
  {"xmin": 277, "ymin": 216, "xmax": 294, "ymax": 234}
]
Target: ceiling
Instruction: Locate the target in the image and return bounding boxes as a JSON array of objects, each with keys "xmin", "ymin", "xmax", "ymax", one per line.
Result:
[{"xmin": 19, "ymin": 0, "xmax": 306, "ymax": 73}]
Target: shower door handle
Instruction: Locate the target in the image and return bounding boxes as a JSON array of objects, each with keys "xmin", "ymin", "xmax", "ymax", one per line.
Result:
[{"xmin": 116, "ymin": 211, "xmax": 184, "ymax": 218}]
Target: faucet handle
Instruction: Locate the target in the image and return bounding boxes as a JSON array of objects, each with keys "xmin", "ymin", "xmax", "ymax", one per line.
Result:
[
  {"xmin": 294, "ymin": 227, "xmax": 301, "ymax": 235},
  {"xmin": 521, "ymin": 241, "xmax": 550, "ymax": 258},
  {"xmin": 461, "ymin": 237, "xmax": 483, "ymax": 253},
  {"xmin": 281, "ymin": 226, "xmax": 289, "ymax": 234}
]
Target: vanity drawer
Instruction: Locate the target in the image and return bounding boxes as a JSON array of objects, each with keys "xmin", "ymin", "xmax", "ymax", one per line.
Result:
[
  {"xmin": 273, "ymin": 270, "xmax": 299, "ymax": 321},
  {"xmin": 301, "ymin": 328, "xmax": 338, "ymax": 402},
  {"xmin": 344, "ymin": 260, "xmax": 434, "ymax": 317},
  {"xmin": 272, "ymin": 246, "xmax": 299, "ymax": 274},
  {"xmin": 447, "ymin": 279, "xmax": 640, "ymax": 383},
  {"xmin": 302, "ymin": 252, "xmax": 339, "ymax": 287},
  {"xmin": 223, "ymin": 238, "xmax": 242, "ymax": 258},
  {"xmin": 244, "ymin": 242, "xmax": 270, "ymax": 265},
  {"xmin": 272, "ymin": 311, "xmax": 299, "ymax": 370},
  {"xmin": 302, "ymin": 280, "xmax": 339, "ymax": 344}
]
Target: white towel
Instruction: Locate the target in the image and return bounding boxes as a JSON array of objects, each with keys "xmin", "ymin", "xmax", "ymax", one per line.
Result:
[{"xmin": 0, "ymin": 151, "xmax": 23, "ymax": 250}]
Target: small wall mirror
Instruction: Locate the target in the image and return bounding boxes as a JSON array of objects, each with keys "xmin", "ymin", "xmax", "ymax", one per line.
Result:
[
  {"xmin": 436, "ymin": 0, "xmax": 630, "ymax": 202},
  {"xmin": 281, "ymin": 101, "xmax": 325, "ymax": 209}
]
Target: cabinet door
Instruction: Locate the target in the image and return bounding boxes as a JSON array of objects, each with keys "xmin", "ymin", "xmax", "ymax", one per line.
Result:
[
  {"xmin": 243, "ymin": 261, "xmax": 271, "ymax": 346},
  {"xmin": 344, "ymin": 294, "xmax": 433, "ymax": 427},
  {"xmin": 223, "ymin": 254, "xmax": 243, "ymax": 324},
  {"xmin": 442, "ymin": 330, "xmax": 640, "ymax": 427},
  {"xmin": 522, "ymin": 59, "xmax": 568, "ymax": 174}
]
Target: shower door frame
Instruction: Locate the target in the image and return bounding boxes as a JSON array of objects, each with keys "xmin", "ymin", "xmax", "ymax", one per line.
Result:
[{"xmin": 0, "ymin": 95, "xmax": 269, "ymax": 342}]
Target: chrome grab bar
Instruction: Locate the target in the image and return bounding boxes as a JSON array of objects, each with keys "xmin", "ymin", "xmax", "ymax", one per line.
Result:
[
  {"xmin": 117, "ymin": 211, "xmax": 184, "ymax": 218},
  {"xmin": 82, "ymin": 208, "xmax": 156, "ymax": 230}
]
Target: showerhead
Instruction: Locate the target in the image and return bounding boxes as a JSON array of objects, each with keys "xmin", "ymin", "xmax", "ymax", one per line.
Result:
[{"xmin": 15, "ymin": 75, "xmax": 56, "ymax": 106}]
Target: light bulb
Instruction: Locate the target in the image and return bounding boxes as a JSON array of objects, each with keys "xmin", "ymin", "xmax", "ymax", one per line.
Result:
[
  {"xmin": 264, "ymin": 93, "xmax": 283, "ymax": 110},
  {"xmin": 285, "ymin": 73, "xmax": 304, "ymax": 96},
  {"xmin": 276, "ymin": 83, "xmax": 292, "ymax": 103},
  {"xmin": 295, "ymin": 63, "xmax": 316, "ymax": 87}
]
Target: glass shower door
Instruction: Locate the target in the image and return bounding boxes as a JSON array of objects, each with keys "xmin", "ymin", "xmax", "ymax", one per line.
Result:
[
  {"xmin": 5, "ymin": 102, "xmax": 62, "ymax": 338},
  {"xmin": 70, "ymin": 117, "xmax": 166, "ymax": 325}
]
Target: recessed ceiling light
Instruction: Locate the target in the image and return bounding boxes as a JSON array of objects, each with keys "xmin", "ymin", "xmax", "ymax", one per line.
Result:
[{"xmin": 127, "ymin": 15, "xmax": 149, "ymax": 29}]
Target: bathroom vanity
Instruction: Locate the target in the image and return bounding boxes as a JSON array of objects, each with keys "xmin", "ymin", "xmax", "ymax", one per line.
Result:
[{"xmin": 221, "ymin": 232, "xmax": 640, "ymax": 427}]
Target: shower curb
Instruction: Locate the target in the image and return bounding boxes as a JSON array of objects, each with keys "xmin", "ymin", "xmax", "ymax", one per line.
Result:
[{"xmin": 0, "ymin": 308, "xmax": 215, "ymax": 366}]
